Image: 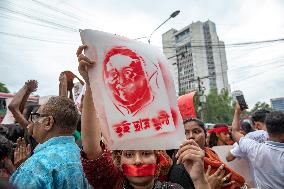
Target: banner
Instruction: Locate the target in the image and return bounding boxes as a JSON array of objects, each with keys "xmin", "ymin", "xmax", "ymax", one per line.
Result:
[
  {"xmin": 80, "ymin": 29, "xmax": 185, "ymax": 150},
  {"xmin": 178, "ymin": 91, "xmax": 197, "ymax": 120}
]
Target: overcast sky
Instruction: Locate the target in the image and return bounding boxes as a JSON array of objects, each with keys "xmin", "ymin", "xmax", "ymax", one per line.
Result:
[{"xmin": 0, "ymin": 0, "xmax": 284, "ymax": 108}]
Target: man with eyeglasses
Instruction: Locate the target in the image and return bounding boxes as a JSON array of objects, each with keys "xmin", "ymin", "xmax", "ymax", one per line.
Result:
[{"xmin": 9, "ymin": 96, "xmax": 91, "ymax": 189}]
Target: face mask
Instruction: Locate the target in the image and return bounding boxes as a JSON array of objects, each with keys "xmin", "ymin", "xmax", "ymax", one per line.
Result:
[{"xmin": 122, "ymin": 164, "xmax": 157, "ymax": 176}]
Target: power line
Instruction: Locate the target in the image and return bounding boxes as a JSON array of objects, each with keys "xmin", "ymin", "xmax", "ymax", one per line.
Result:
[
  {"xmin": 30, "ymin": 0, "xmax": 81, "ymax": 21},
  {"xmin": 228, "ymin": 56, "xmax": 284, "ymax": 71},
  {"xmin": 230, "ymin": 64, "xmax": 284, "ymax": 84},
  {"xmin": 0, "ymin": 5, "xmax": 78, "ymax": 32},
  {"xmin": 0, "ymin": 12, "xmax": 65, "ymax": 31},
  {"xmin": 0, "ymin": 31, "xmax": 76, "ymax": 45},
  {"xmin": 162, "ymin": 37, "xmax": 284, "ymax": 49}
]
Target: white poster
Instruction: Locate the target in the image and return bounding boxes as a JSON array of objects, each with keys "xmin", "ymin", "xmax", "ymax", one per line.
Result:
[{"xmin": 80, "ymin": 29, "xmax": 185, "ymax": 150}]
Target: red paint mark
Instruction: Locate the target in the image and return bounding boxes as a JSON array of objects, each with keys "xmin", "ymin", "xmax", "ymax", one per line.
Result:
[
  {"xmin": 171, "ymin": 109, "xmax": 178, "ymax": 128},
  {"xmin": 158, "ymin": 60, "xmax": 170, "ymax": 90}
]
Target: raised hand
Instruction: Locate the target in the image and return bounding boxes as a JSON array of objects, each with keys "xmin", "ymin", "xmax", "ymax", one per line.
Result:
[
  {"xmin": 9, "ymin": 80, "xmax": 39, "ymax": 128},
  {"xmin": 205, "ymin": 164, "xmax": 235, "ymax": 189},
  {"xmin": 14, "ymin": 137, "xmax": 31, "ymax": 168},
  {"xmin": 176, "ymin": 139, "xmax": 206, "ymax": 183},
  {"xmin": 235, "ymin": 102, "xmax": 242, "ymax": 115},
  {"xmin": 25, "ymin": 80, "xmax": 38, "ymax": 93},
  {"xmin": 76, "ymin": 45, "xmax": 95, "ymax": 85},
  {"xmin": 59, "ymin": 72, "xmax": 68, "ymax": 83},
  {"xmin": 59, "ymin": 72, "xmax": 68, "ymax": 97},
  {"xmin": 67, "ymin": 80, "xmax": 74, "ymax": 91}
]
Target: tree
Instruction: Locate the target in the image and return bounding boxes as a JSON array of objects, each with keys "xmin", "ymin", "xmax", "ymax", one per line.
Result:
[
  {"xmin": 179, "ymin": 89, "xmax": 187, "ymax": 96},
  {"xmin": 248, "ymin": 101, "xmax": 273, "ymax": 114},
  {"xmin": 0, "ymin": 82, "xmax": 9, "ymax": 93},
  {"xmin": 203, "ymin": 89, "xmax": 234, "ymax": 124}
]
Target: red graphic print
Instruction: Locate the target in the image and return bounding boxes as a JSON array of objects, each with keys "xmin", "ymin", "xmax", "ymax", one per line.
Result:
[{"xmin": 103, "ymin": 46, "xmax": 153, "ymax": 115}]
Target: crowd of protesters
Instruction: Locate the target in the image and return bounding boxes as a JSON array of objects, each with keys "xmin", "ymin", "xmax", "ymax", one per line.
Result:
[{"xmin": 0, "ymin": 45, "xmax": 283, "ymax": 189}]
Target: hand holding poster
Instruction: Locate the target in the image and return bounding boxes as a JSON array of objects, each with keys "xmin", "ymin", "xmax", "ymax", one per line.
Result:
[{"xmin": 80, "ymin": 30, "xmax": 185, "ymax": 150}]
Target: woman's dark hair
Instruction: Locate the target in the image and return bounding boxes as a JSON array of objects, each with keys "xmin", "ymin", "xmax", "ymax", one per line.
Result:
[
  {"xmin": 208, "ymin": 124, "xmax": 228, "ymax": 148},
  {"xmin": 183, "ymin": 118, "xmax": 207, "ymax": 137},
  {"xmin": 208, "ymin": 132, "xmax": 218, "ymax": 148},
  {"xmin": 0, "ymin": 135, "xmax": 13, "ymax": 160},
  {"xmin": 241, "ymin": 121, "xmax": 254, "ymax": 135},
  {"xmin": 214, "ymin": 123, "xmax": 228, "ymax": 128}
]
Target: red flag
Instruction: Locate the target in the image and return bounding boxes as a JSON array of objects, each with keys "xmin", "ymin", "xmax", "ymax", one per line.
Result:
[{"xmin": 178, "ymin": 91, "xmax": 197, "ymax": 120}]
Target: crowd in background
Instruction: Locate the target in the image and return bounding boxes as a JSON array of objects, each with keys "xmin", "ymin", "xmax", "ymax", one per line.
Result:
[{"xmin": 0, "ymin": 45, "xmax": 283, "ymax": 189}]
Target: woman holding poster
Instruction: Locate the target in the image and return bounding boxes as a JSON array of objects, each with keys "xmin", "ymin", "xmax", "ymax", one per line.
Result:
[
  {"xmin": 77, "ymin": 44, "xmax": 210, "ymax": 189},
  {"xmin": 170, "ymin": 119, "xmax": 245, "ymax": 189}
]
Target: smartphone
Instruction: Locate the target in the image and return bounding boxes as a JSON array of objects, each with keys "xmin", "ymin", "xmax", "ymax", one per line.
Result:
[{"xmin": 236, "ymin": 95, "xmax": 248, "ymax": 111}]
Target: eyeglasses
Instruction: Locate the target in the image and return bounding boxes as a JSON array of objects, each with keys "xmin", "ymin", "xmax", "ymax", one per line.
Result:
[{"xmin": 30, "ymin": 112, "xmax": 49, "ymax": 123}]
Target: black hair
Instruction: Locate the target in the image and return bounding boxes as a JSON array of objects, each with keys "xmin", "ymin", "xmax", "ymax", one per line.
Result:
[
  {"xmin": 251, "ymin": 109, "xmax": 271, "ymax": 124},
  {"xmin": 24, "ymin": 104, "xmax": 39, "ymax": 121},
  {"xmin": 265, "ymin": 111, "xmax": 284, "ymax": 135},
  {"xmin": 0, "ymin": 135, "xmax": 13, "ymax": 160},
  {"xmin": 208, "ymin": 133, "xmax": 218, "ymax": 148},
  {"xmin": 241, "ymin": 121, "xmax": 254, "ymax": 135},
  {"xmin": 214, "ymin": 123, "xmax": 228, "ymax": 128}
]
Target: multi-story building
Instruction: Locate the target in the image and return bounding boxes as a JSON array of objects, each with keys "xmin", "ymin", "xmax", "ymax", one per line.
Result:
[
  {"xmin": 270, "ymin": 97, "xmax": 284, "ymax": 112},
  {"xmin": 162, "ymin": 20, "xmax": 230, "ymax": 95}
]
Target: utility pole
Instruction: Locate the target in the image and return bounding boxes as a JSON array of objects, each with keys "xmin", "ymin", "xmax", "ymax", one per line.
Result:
[
  {"xmin": 196, "ymin": 76, "xmax": 210, "ymax": 121},
  {"xmin": 182, "ymin": 76, "xmax": 210, "ymax": 121}
]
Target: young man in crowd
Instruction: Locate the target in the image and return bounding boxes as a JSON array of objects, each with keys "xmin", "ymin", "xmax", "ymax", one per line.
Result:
[
  {"xmin": 226, "ymin": 109, "xmax": 269, "ymax": 162},
  {"xmin": 231, "ymin": 103, "xmax": 284, "ymax": 189},
  {"xmin": 9, "ymin": 96, "xmax": 90, "ymax": 189}
]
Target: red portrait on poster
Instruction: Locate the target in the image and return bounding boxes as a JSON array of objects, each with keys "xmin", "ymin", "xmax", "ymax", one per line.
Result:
[{"xmin": 103, "ymin": 46, "xmax": 153, "ymax": 116}]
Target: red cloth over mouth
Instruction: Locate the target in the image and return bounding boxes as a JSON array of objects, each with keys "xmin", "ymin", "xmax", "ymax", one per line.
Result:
[{"xmin": 122, "ymin": 164, "xmax": 157, "ymax": 177}]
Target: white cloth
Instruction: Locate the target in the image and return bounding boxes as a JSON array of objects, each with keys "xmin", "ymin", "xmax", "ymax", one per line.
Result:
[
  {"xmin": 239, "ymin": 137, "xmax": 284, "ymax": 189},
  {"xmin": 245, "ymin": 130, "xmax": 268, "ymax": 143}
]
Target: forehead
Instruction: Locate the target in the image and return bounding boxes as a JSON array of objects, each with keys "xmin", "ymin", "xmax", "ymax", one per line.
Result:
[
  {"xmin": 184, "ymin": 121, "xmax": 202, "ymax": 131},
  {"xmin": 106, "ymin": 55, "xmax": 137, "ymax": 71}
]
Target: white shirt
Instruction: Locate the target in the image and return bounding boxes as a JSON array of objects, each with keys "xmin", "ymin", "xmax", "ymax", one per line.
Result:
[
  {"xmin": 239, "ymin": 137, "xmax": 284, "ymax": 189},
  {"xmin": 230, "ymin": 130, "xmax": 268, "ymax": 158}
]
